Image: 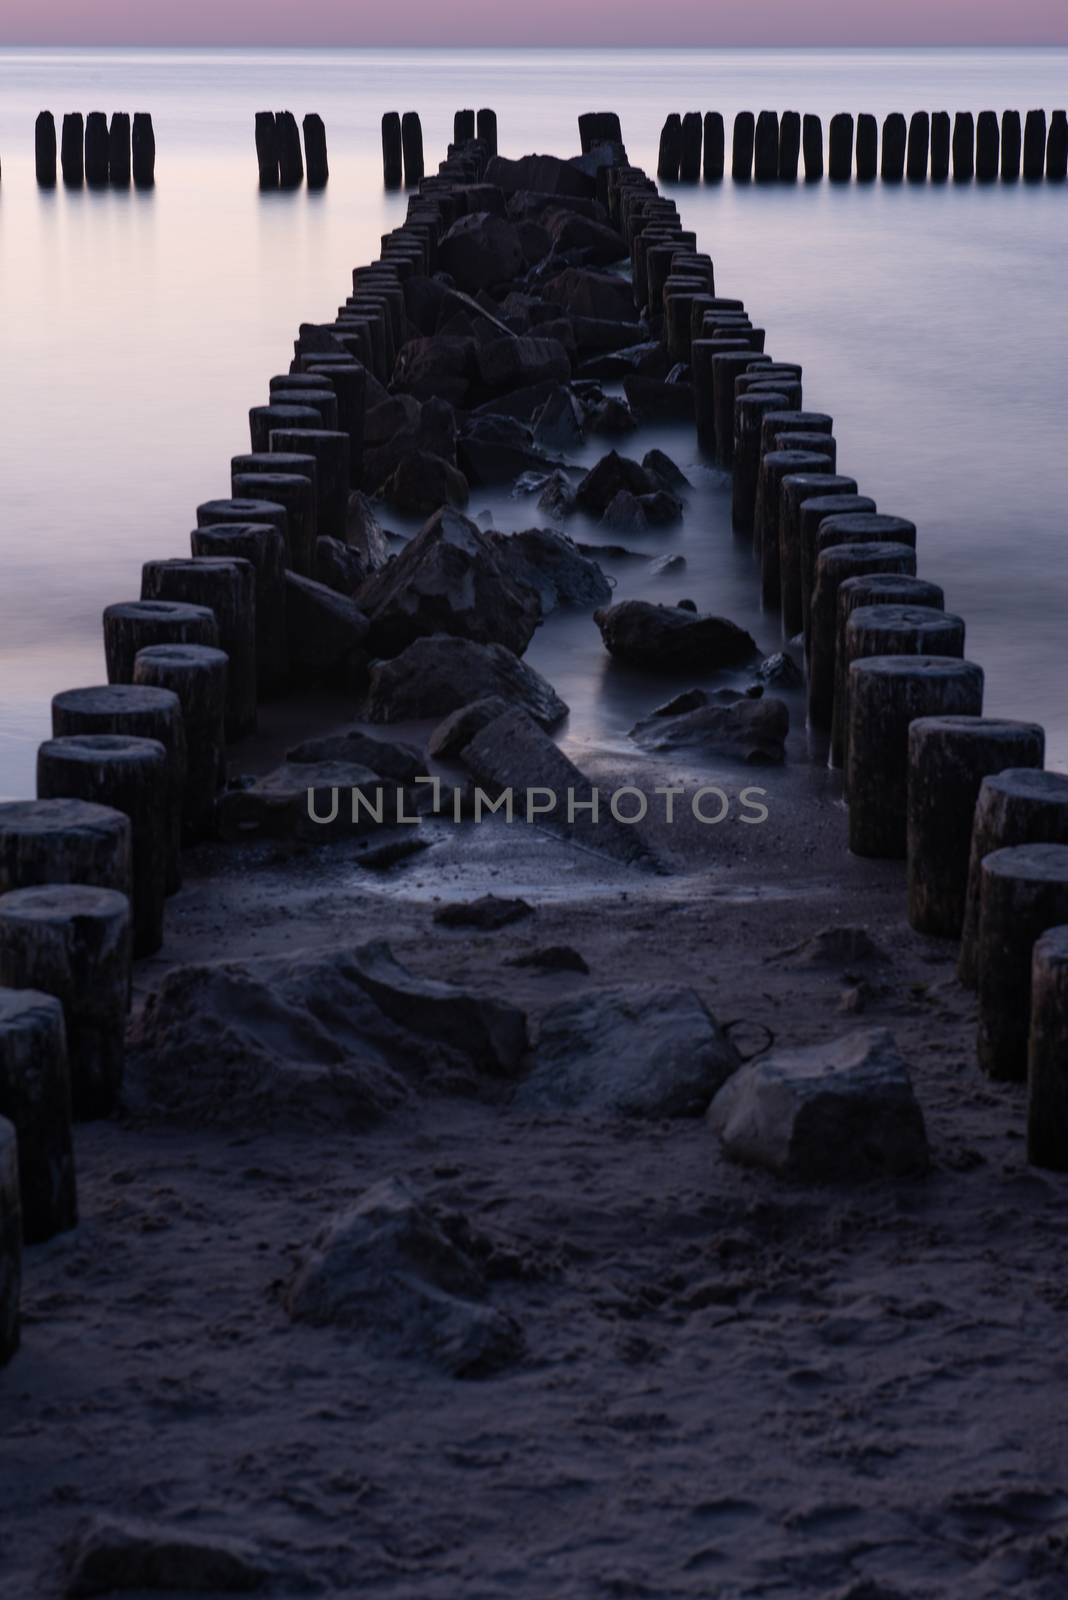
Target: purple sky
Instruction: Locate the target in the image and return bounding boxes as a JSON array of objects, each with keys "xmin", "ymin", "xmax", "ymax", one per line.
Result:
[{"xmin": 4, "ymin": 0, "xmax": 1068, "ymax": 46}]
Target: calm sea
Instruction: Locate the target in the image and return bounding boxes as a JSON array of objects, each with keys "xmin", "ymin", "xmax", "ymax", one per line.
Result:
[{"xmin": 1, "ymin": 47, "xmax": 1067, "ymax": 795}]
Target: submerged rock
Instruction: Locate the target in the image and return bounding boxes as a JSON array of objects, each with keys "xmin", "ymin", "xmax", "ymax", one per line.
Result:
[
  {"xmin": 358, "ymin": 507, "xmax": 541, "ymax": 658},
  {"xmin": 531, "ymin": 386, "xmax": 585, "ymax": 452},
  {"xmin": 708, "ymin": 1027, "xmax": 929, "ymax": 1180},
  {"xmin": 458, "ymin": 414, "xmax": 554, "ymax": 485},
  {"xmin": 367, "ymin": 636, "xmax": 567, "ymax": 728},
  {"xmin": 594, "ymin": 601, "xmax": 759, "ymax": 672},
  {"xmin": 64, "ymin": 1515, "xmax": 268, "ymax": 1596},
  {"xmin": 490, "ymin": 528, "xmax": 612, "ymax": 613},
  {"xmin": 575, "ymin": 450, "xmax": 657, "ymax": 516},
  {"xmin": 383, "ymin": 450, "xmax": 469, "ymax": 515},
  {"xmin": 284, "ymin": 1177, "xmax": 523, "ymax": 1377},
  {"xmin": 518, "ymin": 987, "xmax": 741, "ymax": 1116},
  {"xmin": 643, "ymin": 448, "xmax": 691, "ymax": 490},
  {"xmin": 630, "ymin": 688, "xmax": 789, "ymax": 764}
]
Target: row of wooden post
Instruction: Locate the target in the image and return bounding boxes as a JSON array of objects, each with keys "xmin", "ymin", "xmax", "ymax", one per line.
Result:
[
  {"xmin": 658, "ymin": 108, "xmax": 1068, "ymax": 183},
  {"xmin": 255, "ymin": 111, "xmax": 329, "ymax": 189},
  {"xmin": 36, "ymin": 111, "xmax": 155, "ymax": 188},
  {"xmin": 380, "ymin": 109, "xmax": 497, "ymax": 188}
]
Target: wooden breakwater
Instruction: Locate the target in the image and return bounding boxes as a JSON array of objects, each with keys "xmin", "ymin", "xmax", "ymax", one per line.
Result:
[
  {"xmin": 658, "ymin": 107, "xmax": 1068, "ymax": 182},
  {"xmin": 255, "ymin": 111, "xmax": 329, "ymax": 188},
  {"xmin": 5, "ymin": 106, "xmax": 1068, "ymax": 1368},
  {"xmin": 38, "ymin": 111, "xmax": 155, "ymax": 187}
]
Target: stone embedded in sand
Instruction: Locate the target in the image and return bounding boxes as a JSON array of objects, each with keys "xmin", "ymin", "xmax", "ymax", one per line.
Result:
[
  {"xmin": 777, "ymin": 926, "xmax": 886, "ymax": 969},
  {"xmin": 216, "ymin": 762, "xmax": 388, "ymax": 842},
  {"xmin": 574, "ymin": 450, "xmax": 657, "ymax": 516},
  {"xmin": 283, "ymin": 572, "xmax": 369, "ymax": 687},
  {"xmin": 434, "ymin": 896, "xmax": 534, "ymax": 931},
  {"xmin": 63, "ymin": 1514, "xmax": 268, "ymax": 1596},
  {"xmin": 489, "ymin": 528, "xmax": 612, "ymax": 614},
  {"xmin": 518, "ymin": 987, "xmax": 741, "ymax": 1117},
  {"xmin": 368, "ymin": 637, "xmax": 567, "ymax": 729},
  {"xmin": 286, "ymin": 729, "xmax": 423, "ymax": 785},
  {"xmin": 508, "ymin": 945, "xmax": 589, "ymax": 973},
  {"xmin": 437, "ymin": 211, "xmax": 525, "ymax": 292},
  {"xmin": 708, "ymin": 1026, "xmax": 929, "ymax": 1180},
  {"xmin": 358, "ymin": 509, "xmax": 542, "ymax": 659},
  {"xmin": 594, "ymin": 601, "xmax": 758, "ymax": 673},
  {"xmin": 284, "ymin": 1176, "xmax": 523, "ymax": 1377},
  {"xmin": 383, "ymin": 450, "xmax": 470, "ymax": 515},
  {"xmin": 630, "ymin": 688, "xmax": 788, "ymax": 764}
]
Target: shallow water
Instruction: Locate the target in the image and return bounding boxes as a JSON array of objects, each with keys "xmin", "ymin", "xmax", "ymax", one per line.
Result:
[{"xmin": 1, "ymin": 45, "xmax": 1067, "ymax": 796}]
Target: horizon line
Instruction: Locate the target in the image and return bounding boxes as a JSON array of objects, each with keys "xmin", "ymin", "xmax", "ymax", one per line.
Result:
[{"xmin": 4, "ymin": 38, "xmax": 1068, "ymax": 50}]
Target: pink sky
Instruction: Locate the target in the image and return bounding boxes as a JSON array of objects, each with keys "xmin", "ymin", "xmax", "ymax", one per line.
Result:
[{"xmin": 3, "ymin": 0, "xmax": 1067, "ymax": 47}]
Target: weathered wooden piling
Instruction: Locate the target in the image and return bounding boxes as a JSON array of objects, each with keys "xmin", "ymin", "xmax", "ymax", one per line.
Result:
[
  {"xmin": 132, "ymin": 113, "xmax": 155, "ymax": 187},
  {"xmin": 778, "ymin": 474, "xmax": 859, "ymax": 637},
  {"xmin": 758, "ymin": 408, "xmax": 832, "ymax": 462},
  {"xmin": 754, "ymin": 111, "xmax": 779, "ymax": 181},
  {"xmin": 270, "ymin": 430, "xmax": 349, "ymax": 541},
  {"xmin": 657, "ymin": 115, "xmax": 683, "ymax": 181},
  {"xmin": 198, "ymin": 496, "xmax": 288, "ymax": 549},
  {"xmin": 1, "ymin": 1117, "xmax": 20, "ymax": 1364},
  {"xmin": 798, "ymin": 493, "xmax": 878, "ymax": 639},
  {"xmin": 690, "ymin": 339, "xmax": 748, "ymax": 453},
  {"xmin": 141, "ymin": 559, "xmax": 257, "ymax": 741},
  {"xmin": 302, "ymin": 362, "xmax": 366, "ymax": 488},
  {"xmin": 0, "ymin": 989, "xmax": 75, "ymax": 1243},
  {"xmin": 303, "ymin": 114, "xmax": 329, "ymax": 188},
  {"xmin": 847, "ymin": 656, "xmax": 984, "ymax": 859},
  {"xmin": 191, "ymin": 525, "xmax": 289, "ymax": 698},
  {"xmin": 454, "ymin": 109, "xmax": 475, "ymax": 143},
  {"xmin": 1047, "ymin": 111, "xmax": 1068, "ymax": 181},
  {"xmin": 838, "ymin": 605, "xmax": 966, "ymax": 775},
  {"xmin": 829, "ymin": 571, "xmax": 943, "ymax": 749},
  {"xmin": 249, "ymin": 403, "xmax": 321, "ymax": 455},
  {"xmin": 51, "ymin": 687, "xmax": 187, "ymax": 897},
  {"xmin": 712, "ymin": 352, "xmax": 771, "ymax": 464},
  {"xmin": 680, "ymin": 113, "xmax": 702, "ymax": 181},
  {"xmin": 0, "ymin": 886, "xmax": 131, "ymax": 1120},
  {"xmin": 1027, "ymin": 927, "xmax": 1068, "ymax": 1170},
  {"xmin": 930, "ymin": 111, "xmax": 951, "ymax": 180},
  {"xmin": 61, "ymin": 112, "xmax": 84, "ymax": 186},
  {"xmin": 828, "ymin": 113, "xmax": 853, "ymax": 181},
  {"xmin": 731, "ymin": 391, "xmax": 790, "ymax": 532},
  {"xmin": 85, "ymin": 112, "xmax": 109, "ymax": 186},
  {"xmin": 276, "ymin": 111, "xmax": 304, "ymax": 186},
  {"xmin": 1001, "ymin": 111, "xmax": 1022, "ymax": 180},
  {"xmin": 952, "ymin": 112, "xmax": 975, "ymax": 181},
  {"xmin": 856, "ymin": 113, "xmax": 877, "ymax": 181},
  {"xmin": 104, "ymin": 600, "xmax": 219, "ymax": 685},
  {"xmin": 703, "ymin": 113, "xmax": 725, "ymax": 180},
  {"xmin": 37, "ymin": 737, "xmax": 168, "ymax": 959},
  {"xmin": 1023, "ymin": 110, "xmax": 1047, "ymax": 179},
  {"xmin": 802, "ymin": 114, "xmax": 823, "ymax": 180},
  {"xmin": 977, "ymin": 844, "xmax": 1068, "ymax": 1081},
  {"xmin": 779, "ymin": 111, "xmax": 800, "ymax": 180},
  {"xmin": 133, "ymin": 646, "xmax": 228, "ymax": 840},
  {"xmin": 401, "ymin": 112, "xmax": 424, "ymax": 186},
  {"xmin": 255, "ymin": 111, "xmax": 279, "ymax": 188},
  {"xmin": 976, "ymin": 111, "xmax": 1000, "ymax": 181},
  {"xmin": 732, "ymin": 112, "xmax": 755, "ymax": 181},
  {"xmin": 579, "ymin": 112, "xmax": 622, "ymax": 153},
  {"xmin": 381, "ymin": 112, "xmax": 402, "ymax": 188},
  {"xmin": 882, "ymin": 113, "xmax": 906, "ymax": 180},
  {"xmin": 757, "ymin": 452, "xmax": 836, "ymax": 610},
  {"xmin": 959, "ymin": 770, "xmax": 1068, "ymax": 988},
  {"xmin": 0, "ymin": 799, "xmax": 132, "ymax": 915},
  {"xmin": 269, "ymin": 386, "xmax": 338, "ymax": 434},
  {"xmin": 907, "ymin": 111, "xmax": 929, "ymax": 180},
  {"xmin": 108, "ymin": 113, "xmax": 131, "ymax": 186},
  {"xmin": 807, "ymin": 541, "xmax": 918, "ymax": 727},
  {"xmin": 230, "ymin": 464, "xmax": 318, "ymax": 575},
  {"xmin": 906, "ymin": 716, "xmax": 1045, "ymax": 937},
  {"xmin": 773, "ymin": 430, "xmax": 836, "ymax": 469},
  {"xmin": 35, "ymin": 112, "xmax": 57, "ymax": 186}
]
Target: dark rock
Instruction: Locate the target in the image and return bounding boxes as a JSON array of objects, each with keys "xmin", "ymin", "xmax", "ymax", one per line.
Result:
[
  {"xmin": 600, "ymin": 490, "xmax": 648, "ymax": 533},
  {"xmin": 216, "ymin": 762, "xmax": 386, "ymax": 842},
  {"xmin": 476, "ymin": 336, "xmax": 571, "ymax": 396},
  {"xmin": 508, "ymin": 946, "xmax": 589, "ymax": 973},
  {"xmin": 643, "ymin": 448, "xmax": 691, "ymax": 489},
  {"xmin": 580, "ymin": 341, "xmax": 669, "ymax": 380},
  {"xmin": 532, "ymin": 387, "xmax": 585, "ymax": 451},
  {"xmin": 485, "ymin": 152, "xmax": 596, "ymax": 199},
  {"xmin": 542, "ymin": 266, "xmax": 638, "ymax": 323},
  {"xmin": 649, "ymin": 553, "xmax": 686, "ymax": 577},
  {"xmin": 434, "ymin": 896, "xmax": 534, "ymax": 930},
  {"xmin": 352, "ymin": 833, "xmax": 432, "ymax": 871},
  {"xmin": 438, "ymin": 212, "xmax": 525, "ymax": 293},
  {"xmin": 284, "ymin": 1177, "xmax": 523, "ymax": 1377},
  {"xmin": 630, "ymin": 688, "xmax": 789, "ymax": 764},
  {"xmin": 284, "ymin": 572, "xmax": 369, "ymax": 686},
  {"xmin": 471, "ymin": 379, "xmax": 559, "ymax": 422},
  {"xmin": 595, "ymin": 601, "xmax": 758, "ymax": 673},
  {"xmin": 392, "ymin": 336, "xmax": 476, "ymax": 406},
  {"xmin": 490, "ymin": 528, "xmax": 612, "ymax": 613},
  {"xmin": 537, "ymin": 470, "xmax": 578, "ymax": 520},
  {"xmin": 640, "ymin": 489, "xmax": 684, "ymax": 527},
  {"xmin": 756, "ymin": 651, "xmax": 804, "ymax": 688},
  {"xmin": 358, "ymin": 508, "xmax": 541, "ymax": 657},
  {"xmin": 542, "ymin": 209, "xmax": 627, "ymax": 263},
  {"xmin": 383, "ymin": 451, "xmax": 470, "ymax": 515},
  {"xmin": 776, "ymin": 926, "xmax": 886, "ymax": 969},
  {"xmin": 287, "ymin": 730, "xmax": 423, "ymax": 784},
  {"xmin": 516, "ymin": 219, "xmax": 553, "ymax": 263},
  {"xmin": 346, "ymin": 492, "xmax": 391, "ymax": 571},
  {"xmin": 458, "ymin": 415, "xmax": 555, "ymax": 485},
  {"xmin": 64, "ymin": 1516, "xmax": 268, "ymax": 1596},
  {"xmin": 367, "ymin": 637, "xmax": 567, "ymax": 727},
  {"xmin": 518, "ymin": 987, "xmax": 740, "ymax": 1116},
  {"xmin": 427, "ymin": 696, "xmax": 515, "ymax": 758},
  {"xmin": 586, "ymin": 397, "xmax": 637, "ymax": 437},
  {"xmin": 708, "ymin": 1027, "xmax": 929, "ymax": 1180},
  {"xmin": 575, "ymin": 450, "xmax": 657, "ymax": 516},
  {"xmin": 623, "ymin": 374, "xmax": 695, "ymax": 422},
  {"xmin": 314, "ymin": 535, "xmax": 366, "ymax": 595}
]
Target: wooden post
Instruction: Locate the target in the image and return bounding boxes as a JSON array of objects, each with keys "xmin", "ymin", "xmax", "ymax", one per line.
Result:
[
  {"xmin": 0, "ymin": 1117, "xmax": 20, "ymax": 1365},
  {"xmin": 60, "ymin": 112, "xmax": 84, "ymax": 186},
  {"xmin": 952, "ymin": 112, "xmax": 975, "ymax": 181},
  {"xmin": 856, "ymin": 113, "xmax": 877, "ymax": 181},
  {"xmin": 454, "ymin": 109, "xmax": 475, "ymax": 142},
  {"xmin": 712, "ymin": 352, "xmax": 771, "ymax": 465},
  {"xmin": 132, "ymin": 113, "xmax": 155, "ymax": 187},
  {"xmin": 84, "ymin": 111, "xmax": 109, "ymax": 186},
  {"xmin": 881, "ymin": 113, "xmax": 906, "ymax": 180},
  {"xmin": 756, "ymin": 453, "xmax": 836, "ymax": 610},
  {"xmin": 907, "ymin": 111, "xmax": 929, "ymax": 180},
  {"xmin": 802, "ymin": 114, "xmax": 823, "ymax": 180},
  {"xmin": 133, "ymin": 646, "xmax": 228, "ymax": 841},
  {"xmin": 1027, "ymin": 927, "xmax": 1068, "ymax": 1170},
  {"xmin": 930, "ymin": 111, "xmax": 951, "ymax": 180},
  {"xmin": 230, "ymin": 464, "xmax": 318, "ymax": 574},
  {"xmin": 401, "ymin": 112, "xmax": 424, "ymax": 186},
  {"xmin": 658, "ymin": 114, "xmax": 682, "ymax": 180},
  {"xmin": 807, "ymin": 541, "xmax": 918, "ymax": 728},
  {"xmin": 754, "ymin": 111, "xmax": 779, "ymax": 181},
  {"xmin": 779, "ymin": 111, "xmax": 800, "ymax": 180},
  {"xmin": 907, "ymin": 716, "xmax": 1045, "ymax": 936},
  {"xmin": 778, "ymin": 474, "xmax": 858, "ymax": 637},
  {"xmin": 276, "ymin": 110, "xmax": 304, "ymax": 186},
  {"xmin": 798, "ymin": 493, "xmax": 878, "ymax": 640},
  {"xmin": 977, "ymin": 845, "xmax": 1068, "ymax": 1080},
  {"xmin": 303, "ymin": 114, "xmax": 329, "ymax": 187},
  {"xmin": 269, "ymin": 430, "xmax": 349, "ymax": 541},
  {"xmin": 731, "ymin": 391, "xmax": 790, "ymax": 533},
  {"xmin": 1023, "ymin": 110, "xmax": 1047, "ymax": 179},
  {"xmin": 0, "ymin": 989, "xmax": 76, "ymax": 1243},
  {"xmin": 838, "ymin": 604, "xmax": 966, "ymax": 773},
  {"xmin": 1047, "ymin": 111, "xmax": 1068, "ymax": 181},
  {"xmin": 35, "ymin": 112, "xmax": 57, "ymax": 186},
  {"xmin": 703, "ymin": 112, "xmax": 725, "ymax": 180},
  {"xmin": 108, "ymin": 112, "xmax": 131, "ymax": 186},
  {"xmin": 302, "ymin": 362, "xmax": 367, "ymax": 489},
  {"xmin": 828, "ymin": 113, "xmax": 853, "ymax": 181},
  {"xmin": 382, "ymin": 112, "xmax": 402, "ymax": 188},
  {"xmin": 1001, "ymin": 111, "xmax": 1022, "ymax": 180},
  {"xmin": 140, "ymin": 559, "xmax": 257, "ymax": 741},
  {"xmin": 0, "ymin": 799, "xmax": 132, "ymax": 909},
  {"xmin": 255, "ymin": 112, "xmax": 279, "ymax": 188},
  {"xmin": 829, "ymin": 572, "xmax": 943, "ymax": 751},
  {"xmin": 0, "ymin": 886, "xmax": 131, "ymax": 1119},
  {"xmin": 249, "ymin": 402, "xmax": 321, "ymax": 455},
  {"xmin": 680, "ymin": 112, "xmax": 702, "ymax": 180},
  {"xmin": 958, "ymin": 770, "xmax": 1068, "ymax": 988},
  {"xmin": 976, "ymin": 111, "xmax": 1000, "ymax": 181},
  {"xmin": 103, "ymin": 600, "xmax": 219, "ymax": 685},
  {"xmin": 191, "ymin": 524, "xmax": 289, "ymax": 699},
  {"xmin": 732, "ymin": 112, "xmax": 755, "ymax": 181}
]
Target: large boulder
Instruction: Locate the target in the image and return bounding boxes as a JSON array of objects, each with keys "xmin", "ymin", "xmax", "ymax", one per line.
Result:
[
  {"xmin": 531, "ymin": 386, "xmax": 585, "ymax": 451},
  {"xmin": 542, "ymin": 266, "xmax": 639, "ymax": 323},
  {"xmin": 594, "ymin": 601, "xmax": 759, "ymax": 672},
  {"xmin": 574, "ymin": 450, "xmax": 658, "ymax": 516},
  {"xmin": 216, "ymin": 761, "xmax": 388, "ymax": 842},
  {"xmin": 458, "ymin": 415, "xmax": 555, "ymax": 485},
  {"xmin": 314, "ymin": 535, "xmax": 366, "ymax": 595},
  {"xmin": 542, "ymin": 208, "xmax": 627, "ymax": 263},
  {"xmin": 630, "ymin": 688, "xmax": 789, "ymax": 764},
  {"xmin": 437, "ymin": 212, "xmax": 525, "ymax": 293},
  {"xmin": 284, "ymin": 571, "xmax": 369, "ymax": 685},
  {"xmin": 392, "ymin": 335, "xmax": 476, "ymax": 406},
  {"xmin": 485, "ymin": 152, "xmax": 597, "ymax": 199},
  {"xmin": 366, "ymin": 636, "xmax": 567, "ymax": 728},
  {"xmin": 64, "ymin": 1516, "xmax": 268, "ymax": 1597},
  {"xmin": 346, "ymin": 491, "xmax": 391, "ymax": 572},
  {"xmin": 382, "ymin": 450, "xmax": 470, "ymax": 515},
  {"xmin": 284, "ymin": 1177, "xmax": 523, "ymax": 1377},
  {"xmin": 623, "ymin": 374, "xmax": 695, "ymax": 422},
  {"xmin": 357, "ymin": 507, "xmax": 541, "ymax": 658},
  {"xmin": 490, "ymin": 528, "xmax": 612, "ymax": 613},
  {"xmin": 517, "ymin": 987, "xmax": 741, "ymax": 1117},
  {"xmin": 476, "ymin": 336, "xmax": 571, "ymax": 396},
  {"xmin": 708, "ymin": 1027, "xmax": 930, "ymax": 1181},
  {"xmin": 287, "ymin": 728, "xmax": 423, "ymax": 784}
]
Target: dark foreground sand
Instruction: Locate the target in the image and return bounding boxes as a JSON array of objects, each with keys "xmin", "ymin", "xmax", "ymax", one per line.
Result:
[{"xmin": 5, "ymin": 732, "xmax": 1068, "ymax": 1600}]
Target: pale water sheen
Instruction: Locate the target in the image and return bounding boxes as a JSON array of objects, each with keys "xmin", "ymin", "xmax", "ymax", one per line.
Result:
[{"xmin": 1, "ymin": 47, "xmax": 1067, "ymax": 796}]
